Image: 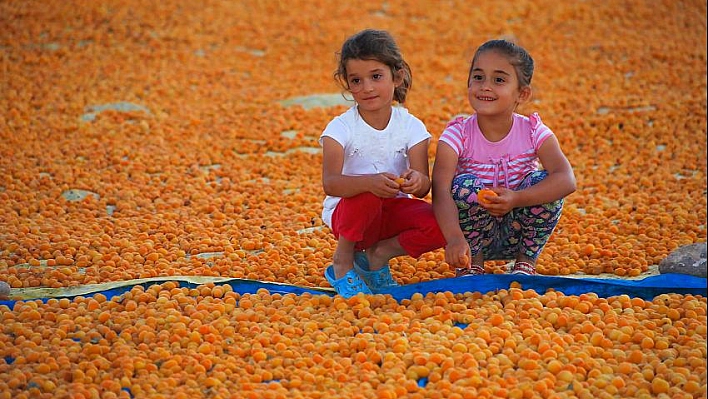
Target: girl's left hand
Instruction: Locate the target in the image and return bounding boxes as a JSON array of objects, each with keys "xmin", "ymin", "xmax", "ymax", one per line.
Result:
[
  {"xmin": 397, "ymin": 169, "xmax": 422, "ymax": 194},
  {"xmin": 481, "ymin": 187, "xmax": 516, "ymax": 217}
]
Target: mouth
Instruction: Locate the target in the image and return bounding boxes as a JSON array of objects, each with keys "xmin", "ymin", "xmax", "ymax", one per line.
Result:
[{"xmin": 476, "ymin": 95, "xmax": 495, "ymax": 101}]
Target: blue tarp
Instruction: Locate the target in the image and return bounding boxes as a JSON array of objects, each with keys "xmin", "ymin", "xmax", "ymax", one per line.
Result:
[
  {"xmin": 377, "ymin": 273, "xmax": 706, "ymax": 301},
  {"xmin": 1, "ymin": 273, "xmax": 704, "ymax": 307}
]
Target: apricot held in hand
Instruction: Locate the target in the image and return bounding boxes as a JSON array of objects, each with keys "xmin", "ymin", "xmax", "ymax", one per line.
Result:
[{"xmin": 477, "ymin": 189, "xmax": 498, "ymax": 205}]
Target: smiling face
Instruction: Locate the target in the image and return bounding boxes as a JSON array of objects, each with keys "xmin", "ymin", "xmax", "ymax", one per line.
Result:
[
  {"xmin": 467, "ymin": 50, "xmax": 529, "ymax": 117},
  {"xmin": 345, "ymin": 58, "xmax": 400, "ymax": 122}
]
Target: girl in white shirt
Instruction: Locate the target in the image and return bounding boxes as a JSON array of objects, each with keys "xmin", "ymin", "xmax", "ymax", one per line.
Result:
[{"xmin": 320, "ymin": 29, "xmax": 446, "ymax": 298}]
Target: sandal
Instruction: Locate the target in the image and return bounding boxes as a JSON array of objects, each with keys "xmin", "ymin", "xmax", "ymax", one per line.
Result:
[
  {"xmin": 455, "ymin": 264, "xmax": 485, "ymax": 277},
  {"xmin": 325, "ymin": 265, "xmax": 373, "ymax": 298},
  {"xmin": 510, "ymin": 261, "xmax": 537, "ymax": 275},
  {"xmin": 353, "ymin": 251, "xmax": 398, "ymax": 293}
]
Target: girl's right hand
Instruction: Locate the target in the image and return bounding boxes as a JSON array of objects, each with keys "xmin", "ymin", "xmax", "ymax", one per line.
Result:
[
  {"xmin": 480, "ymin": 187, "xmax": 515, "ymax": 217},
  {"xmin": 444, "ymin": 237, "xmax": 470, "ymax": 268},
  {"xmin": 370, "ymin": 173, "xmax": 402, "ymax": 198}
]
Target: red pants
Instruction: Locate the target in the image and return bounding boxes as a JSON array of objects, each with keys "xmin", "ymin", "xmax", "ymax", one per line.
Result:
[{"xmin": 331, "ymin": 193, "xmax": 446, "ymax": 258}]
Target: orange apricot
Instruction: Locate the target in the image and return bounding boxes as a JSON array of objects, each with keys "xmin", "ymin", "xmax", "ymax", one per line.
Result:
[{"xmin": 477, "ymin": 189, "xmax": 498, "ymax": 206}]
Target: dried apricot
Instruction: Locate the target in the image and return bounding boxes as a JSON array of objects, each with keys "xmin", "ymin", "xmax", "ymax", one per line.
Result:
[{"xmin": 477, "ymin": 189, "xmax": 498, "ymax": 205}]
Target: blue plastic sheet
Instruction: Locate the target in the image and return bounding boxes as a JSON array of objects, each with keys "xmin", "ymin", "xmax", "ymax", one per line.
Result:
[
  {"xmin": 377, "ymin": 273, "xmax": 706, "ymax": 301},
  {"xmin": 1, "ymin": 273, "xmax": 704, "ymax": 308}
]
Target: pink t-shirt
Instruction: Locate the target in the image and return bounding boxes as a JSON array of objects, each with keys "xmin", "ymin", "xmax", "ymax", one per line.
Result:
[{"xmin": 439, "ymin": 113, "xmax": 553, "ymax": 189}]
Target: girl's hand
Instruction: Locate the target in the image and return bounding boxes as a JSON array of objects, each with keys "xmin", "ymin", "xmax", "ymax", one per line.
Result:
[
  {"xmin": 444, "ymin": 237, "xmax": 471, "ymax": 268},
  {"xmin": 397, "ymin": 169, "xmax": 423, "ymax": 195},
  {"xmin": 370, "ymin": 173, "xmax": 403, "ymax": 198},
  {"xmin": 480, "ymin": 187, "xmax": 516, "ymax": 217}
]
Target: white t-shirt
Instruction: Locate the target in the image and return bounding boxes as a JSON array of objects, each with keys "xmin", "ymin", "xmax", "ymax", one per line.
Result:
[{"xmin": 319, "ymin": 105, "xmax": 431, "ymax": 227}]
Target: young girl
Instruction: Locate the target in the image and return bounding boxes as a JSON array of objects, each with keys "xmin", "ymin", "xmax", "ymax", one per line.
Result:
[
  {"xmin": 320, "ymin": 29, "xmax": 446, "ymax": 297},
  {"xmin": 432, "ymin": 39, "xmax": 576, "ymax": 276}
]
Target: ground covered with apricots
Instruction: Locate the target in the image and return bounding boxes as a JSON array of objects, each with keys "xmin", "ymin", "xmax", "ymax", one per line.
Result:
[{"xmin": 0, "ymin": 0, "xmax": 706, "ymax": 398}]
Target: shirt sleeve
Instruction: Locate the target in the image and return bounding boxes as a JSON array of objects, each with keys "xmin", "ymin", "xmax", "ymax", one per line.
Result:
[
  {"xmin": 405, "ymin": 112, "xmax": 432, "ymax": 148},
  {"xmin": 319, "ymin": 114, "xmax": 350, "ymax": 148},
  {"xmin": 438, "ymin": 116, "xmax": 466, "ymax": 155},
  {"xmin": 528, "ymin": 112, "xmax": 554, "ymax": 150}
]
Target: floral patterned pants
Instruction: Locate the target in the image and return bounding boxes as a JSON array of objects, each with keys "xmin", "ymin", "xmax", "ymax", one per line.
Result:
[{"xmin": 452, "ymin": 171, "xmax": 563, "ymax": 261}]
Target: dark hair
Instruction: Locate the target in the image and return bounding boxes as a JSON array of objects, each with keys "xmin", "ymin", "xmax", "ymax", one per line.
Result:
[
  {"xmin": 334, "ymin": 29, "xmax": 412, "ymax": 104},
  {"xmin": 468, "ymin": 39, "xmax": 534, "ymax": 88}
]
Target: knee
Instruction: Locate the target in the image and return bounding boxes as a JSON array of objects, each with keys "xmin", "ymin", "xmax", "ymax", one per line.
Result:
[
  {"xmin": 451, "ymin": 173, "xmax": 483, "ymax": 202},
  {"xmin": 452, "ymin": 173, "xmax": 481, "ymax": 187},
  {"xmin": 522, "ymin": 170, "xmax": 549, "ymax": 188},
  {"xmin": 520, "ymin": 202, "xmax": 564, "ymax": 224}
]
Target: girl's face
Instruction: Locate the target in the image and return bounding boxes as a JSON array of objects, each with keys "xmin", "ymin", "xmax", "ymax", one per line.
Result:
[
  {"xmin": 467, "ymin": 50, "xmax": 528, "ymax": 117},
  {"xmin": 345, "ymin": 58, "xmax": 399, "ymax": 115}
]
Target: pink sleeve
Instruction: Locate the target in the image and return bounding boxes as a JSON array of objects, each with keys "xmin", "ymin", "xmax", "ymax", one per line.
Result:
[
  {"xmin": 438, "ymin": 116, "xmax": 466, "ymax": 155},
  {"xmin": 529, "ymin": 112, "xmax": 554, "ymax": 150}
]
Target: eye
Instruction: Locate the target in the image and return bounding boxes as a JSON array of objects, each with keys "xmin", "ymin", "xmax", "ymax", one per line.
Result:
[
  {"xmin": 495, "ymin": 77, "xmax": 506, "ymax": 84},
  {"xmin": 372, "ymin": 73, "xmax": 383, "ymax": 80},
  {"xmin": 349, "ymin": 77, "xmax": 361, "ymax": 85},
  {"xmin": 471, "ymin": 74, "xmax": 483, "ymax": 81}
]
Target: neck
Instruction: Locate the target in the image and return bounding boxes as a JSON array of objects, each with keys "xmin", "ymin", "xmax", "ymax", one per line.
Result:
[
  {"xmin": 359, "ymin": 106, "xmax": 392, "ymax": 131},
  {"xmin": 477, "ymin": 113, "xmax": 513, "ymax": 142}
]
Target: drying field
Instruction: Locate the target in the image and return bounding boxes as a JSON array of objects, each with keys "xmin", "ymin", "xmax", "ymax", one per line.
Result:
[{"xmin": 0, "ymin": 0, "xmax": 706, "ymax": 398}]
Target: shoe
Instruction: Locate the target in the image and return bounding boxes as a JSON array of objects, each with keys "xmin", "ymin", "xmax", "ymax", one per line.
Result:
[
  {"xmin": 510, "ymin": 261, "xmax": 536, "ymax": 275},
  {"xmin": 325, "ymin": 265, "xmax": 373, "ymax": 298},
  {"xmin": 455, "ymin": 264, "xmax": 485, "ymax": 277},
  {"xmin": 352, "ymin": 251, "xmax": 398, "ymax": 293}
]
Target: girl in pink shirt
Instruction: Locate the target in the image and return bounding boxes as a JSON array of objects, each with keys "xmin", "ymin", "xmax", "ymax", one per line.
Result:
[{"xmin": 432, "ymin": 39, "xmax": 576, "ymax": 276}]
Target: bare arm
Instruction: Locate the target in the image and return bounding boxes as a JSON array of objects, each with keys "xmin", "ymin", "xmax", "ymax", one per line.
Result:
[
  {"xmin": 484, "ymin": 135, "xmax": 577, "ymax": 216},
  {"xmin": 525, "ymin": 135, "xmax": 576, "ymax": 203},
  {"xmin": 431, "ymin": 142, "xmax": 469, "ymax": 268},
  {"xmin": 321, "ymin": 137, "xmax": 401, "ymax": 199},
  {"xmin": 399, "ymin": 139, "xmax": 432, "ymax": 198}
]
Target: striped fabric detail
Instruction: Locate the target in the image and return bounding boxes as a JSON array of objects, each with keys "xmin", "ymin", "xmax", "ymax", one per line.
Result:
[{"xmin": 439, "ymin": 113, "xmax": 553, "ymax": 189}]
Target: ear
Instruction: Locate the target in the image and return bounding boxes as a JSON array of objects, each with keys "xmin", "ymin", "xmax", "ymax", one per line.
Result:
[
  {"xmin": 393, "ymin": 68, "xmax": 404, "ymax": 87},
  {"xmin": 518, "ymin": 86, "xmax": 532, "ymax": 104}
]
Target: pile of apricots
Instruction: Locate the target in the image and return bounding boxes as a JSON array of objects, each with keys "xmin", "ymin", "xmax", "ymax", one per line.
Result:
[
  {"xmin": 1, "ymin": 283, "xmax": 705, "ymax": 398},
  {"xmin": 0, "ymin": 0, "xmax": 705, "ymax": 397}
]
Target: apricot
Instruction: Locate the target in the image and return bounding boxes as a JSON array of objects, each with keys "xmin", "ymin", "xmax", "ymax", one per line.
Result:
[
  {"xmin": 477, "ymin": 189, "xmax": 498, "ymax": 206},
  {"xmin": 0, "ymin": 1, "xmax": 706, "ymax": 397}
]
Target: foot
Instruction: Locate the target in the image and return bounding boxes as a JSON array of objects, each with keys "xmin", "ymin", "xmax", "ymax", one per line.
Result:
[
  {"xmin": 455, "ymin": 264, "xmax": 485, "ymax": 277},
  {"xmin": 510, "ymin": 261, "xmax": 536, "ymax": 275},
  {"xmin": 366, "ymin": 239, "xmax": 405, "ymax": 271},
  {"xmin": 353, "ymin": 251, "xmax": 398, "ymax": 292},
  {"xmin": 325, "ymin": 265, "xmax": 373, "ymax": 297},
  {"xmin": 456, "ymin": 252, "xmax": 485, "ymax": 276},
  {"xmin": 331, "ymin": 249, "xmax": 356, "ymax": 279}
]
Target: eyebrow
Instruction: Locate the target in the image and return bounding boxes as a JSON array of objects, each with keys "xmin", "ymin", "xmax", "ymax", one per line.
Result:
[
  {"xmin": 349, "ymin": 68, "xmax": 386, "ymax": 77},
  {"xmin": 472, "ymin": 68, "xmax": 512, "ymax": 76}
]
